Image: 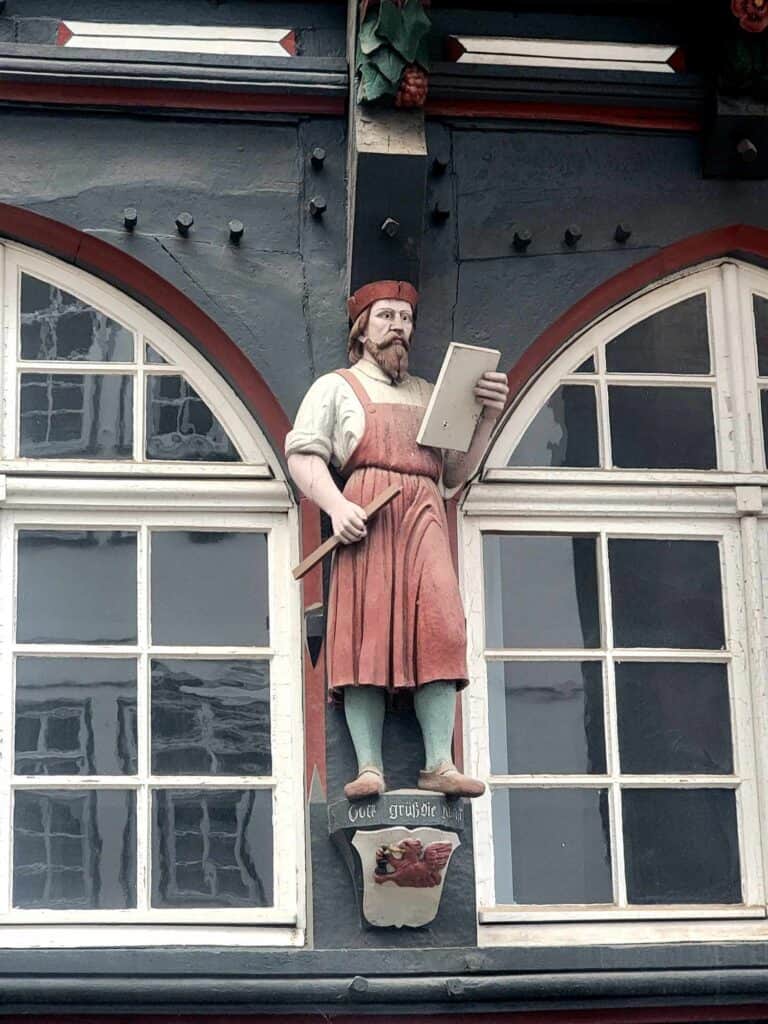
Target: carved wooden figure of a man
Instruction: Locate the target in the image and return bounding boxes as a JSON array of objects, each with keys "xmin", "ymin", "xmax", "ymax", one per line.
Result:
[{"xmin": 286, "ymin": 281, "xmax": 508, "ymax": 800}]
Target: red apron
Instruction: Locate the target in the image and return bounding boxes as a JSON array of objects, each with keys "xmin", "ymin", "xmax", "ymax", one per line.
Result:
[{"xmin": 326, "ymin": 369, "xmax": 468, "ymax": 693}]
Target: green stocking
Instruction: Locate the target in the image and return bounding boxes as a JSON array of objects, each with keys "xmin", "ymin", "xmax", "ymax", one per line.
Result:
[
  {"xmin": 414, "ymin": 681, "xmax": 458, "ymax": 771},
  {"xmin": 344, "ymin": 686, "xmax": 386, "ymax": 774}
]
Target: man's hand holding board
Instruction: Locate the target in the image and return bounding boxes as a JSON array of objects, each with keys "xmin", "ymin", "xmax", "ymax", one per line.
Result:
[{"xmin": 417, "ymin": 343, "xmax": 503, "ymax": 453}]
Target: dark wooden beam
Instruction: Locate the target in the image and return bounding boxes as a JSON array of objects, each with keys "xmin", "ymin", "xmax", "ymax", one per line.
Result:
[
  {"xmin": 347, "ymin": 104, "xmax": 428, "ymax": 292},
  {"xmin": 345, "ymin": 0, "xmax": 428, "ymax": 293}
]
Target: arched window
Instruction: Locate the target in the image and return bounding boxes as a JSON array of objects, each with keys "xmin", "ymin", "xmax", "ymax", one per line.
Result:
[
  {"xmin": 463, "ymin": 261, "xmax": 768, "ymax": 939},
  {"xmin": 0, "ymin": 242, "xmax": 303, "ymax": 945}
]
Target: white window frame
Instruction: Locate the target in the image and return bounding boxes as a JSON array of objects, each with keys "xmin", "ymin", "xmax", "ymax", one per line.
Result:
[
  {"xmin": 0, "ymin": 242, "xmax": 305, "ymax": 947},
  {"xmin": 1, "ymin": 243, "xmax": 280, "ymax": 477},
  {"xmin": 463, "ymin": 260, "xmax": 768, "ymax": 945}
]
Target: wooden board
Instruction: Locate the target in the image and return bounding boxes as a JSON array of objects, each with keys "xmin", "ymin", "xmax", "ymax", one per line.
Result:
[{"xmin": 417, "ymin": 343, "xmax": 501, "ymax": 453}]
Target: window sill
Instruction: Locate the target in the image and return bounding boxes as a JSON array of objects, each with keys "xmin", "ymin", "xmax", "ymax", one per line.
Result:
[
  {"xmin": 0, "ymin": 922, "xmax": 304, "ymax": 948},
  {"xmin": 478, "ymin": 915, "xmax": 768, "ymax": 949}
]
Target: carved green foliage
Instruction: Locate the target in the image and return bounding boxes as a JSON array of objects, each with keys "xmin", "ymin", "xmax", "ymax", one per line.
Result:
[{"xmin": 356, "ymin": 0, "xmax": 431, "ymax": 104}]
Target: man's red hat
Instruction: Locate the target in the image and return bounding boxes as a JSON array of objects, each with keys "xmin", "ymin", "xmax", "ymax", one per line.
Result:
[{"xmin": 347, "ymin": 280, "xmax": 419, "ymax": 321}]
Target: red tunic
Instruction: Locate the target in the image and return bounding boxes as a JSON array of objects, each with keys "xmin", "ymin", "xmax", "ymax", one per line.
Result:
[{"xmin": 326, "ymin": 369, "xmax": 468, "ymax": 693}]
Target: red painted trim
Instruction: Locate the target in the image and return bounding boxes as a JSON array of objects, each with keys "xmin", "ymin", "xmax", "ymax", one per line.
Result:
[
  {"xmin": 444, "ymin": 35, "xmax": 467, "ymax": 62},
  {"xmin": 0, "ymin": 203, "xmax": 291, "ymax": 454},
  {"xmin": 56, "ymin": 21, "xmax": 73, "ymax": 46},
  {"xmin": 304, "ymin": 652, "xmax": 327, "ymax": 794},
  {"xmin": 6, "ymin": 1006, "xmax": 768, "ymax": 1024},
  {"xmin": 425, "ymin": 98, "xmax": 701, "ymax": 132},
  {"xmin": 280, "ymin": 30, "xmax": 298, "ymax": 56},
  {"xmin": 668, "ymin": 46, "xmax": 687, "ymax": 73},
  {"xmin": 300, "ymin": 497, "xmax": 326, "ymax": 793},
  {"xmin": 505, "ymin": 225, "xmax": 768, "ymax": 404},
  {"xmin": 0, "ymin": 82, "xmax": 345, "ymax": 116},
  {"xmin": 445, "ymin": 494, "xmax": 464, "ymax": 772}
]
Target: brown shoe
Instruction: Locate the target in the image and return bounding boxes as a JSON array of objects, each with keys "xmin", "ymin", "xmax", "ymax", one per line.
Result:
[
  {"xmin": 344, "ymin": 767, "xmax": 386, "ymax": 801},
  {"xmin": 418, "ymin": 761, "xmax": 485, "ymax": 798}
]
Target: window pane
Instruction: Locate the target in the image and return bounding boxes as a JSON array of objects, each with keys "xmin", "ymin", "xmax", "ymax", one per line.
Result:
[
  {"xmin": 754, "ymin": 295, "xmax": 768, "ymax": 376},
  {"xmin": 605, "ymin": 295, "xmax": 710, "ymax": 374},
  {"xmin": 609, "ymin": 538, "xmax": 724, "ymax": 649},
  {"xmin": 484, "ymin": 534, "xmax": 600, "ymax": 649},
  {"xmin": 151, "ymin": 660, "xmax": 271, "ymax": 775},
  {"xmin": 492, "ymin": 788, "xmax": 612, "ymax": 905},
  {"xmin": 15, "ymin": 658, "xmax": 137, "ymax": 776},
  {"xmin": 14, "ymin": 789, "xmax": 136, "ymax": 909},
  {"xmin": 760, "ymin": 390, "xmax": 768, "ymax": 468},
  {"xmin": 609, "ymin": 386, "xmax": 716, "ymax": 469},
  {"xmin": 152, "ymin": 789, "xmax": 273, "ymax": 908},
  {"xmin": 488, "ymin": 661, "xmax": 605, "ymax": 774},
  {"xmin": 146, "ymin": 376, "xmax": 240, "ymax": 462},
  {"xmin": 17, "ymin": 531, "xmax": 137, "ymax": 645},
  {"xmin": 20, "ymin": 274, "xmax": 134, "ymax": 362},
  {"xmin": 508, "ymin": 386, "xmax": 599, "ymax": 468},
  {"xmin": 151, "ymin": 532, "xmax": 268, "ymax": 646},
  {"xmin": 575, "ymin": 356, "xmax": 595, "ymax": 373},
  {"xmin": 616, "ymin": 662, "xmax": 732, "ymax": 774},
  {"xmin": 145, "ymin": 344, "xmax": 168, "ymax": 365},
  {"xmin": 20, "ymin": 373, "xmax": 133, "ymax": 459},
  {"xmin": 623, "ymin": 789, "xmax": 741, "ymax": 904}
]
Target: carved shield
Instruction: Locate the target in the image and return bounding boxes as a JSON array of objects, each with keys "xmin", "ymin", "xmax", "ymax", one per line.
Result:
[{"xmin": 351, "ymin": 826, "xmax": 460, "ymax": 928}]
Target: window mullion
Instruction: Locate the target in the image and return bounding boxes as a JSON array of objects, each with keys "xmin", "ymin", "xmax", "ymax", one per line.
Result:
[
  {"xmin": 595, "ymin": 334, "xmax": 612, "ymax": 469},
  {"xmin": 736, "ymin": 266, "xmax": 766, "ymax": 471},
  {"xmin": 0, "ymin": 243, "xmax": 6, "ymax": 461},
  {"xmin": 0, "ymin": 512, "xmax": 16, "ymax": 913},
  {"xmin": 717, "ymin": 263, "xmax": 751, "ymax": 472},
  {"xmin": 2, "ymin": 253, "xmax": 18, "ymax": 462},
  {"xmin": 738, "ymin": 515, "xmax": 768, "ymax": 909},
  {"xmin": 599, "ymin": 530, "xmax": 626, "ymax": 908},
  {"xmin": 136, "ymin": 332, "xmax": 146, "ymax": 464},
  {"xmin": 136, "ymin": 523, "xmax": 150, "ymax": 912}
]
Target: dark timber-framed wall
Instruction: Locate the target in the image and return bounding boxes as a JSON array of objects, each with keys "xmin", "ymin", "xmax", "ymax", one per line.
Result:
[{"xmin": 4, "ymin": 0, "xmax": 768, "ymax": 1017}]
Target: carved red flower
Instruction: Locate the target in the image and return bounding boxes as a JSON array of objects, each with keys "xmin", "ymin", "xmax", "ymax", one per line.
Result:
[{"xmin": 732, "ymin": 0, "xmax": 768, "ymax": 33}]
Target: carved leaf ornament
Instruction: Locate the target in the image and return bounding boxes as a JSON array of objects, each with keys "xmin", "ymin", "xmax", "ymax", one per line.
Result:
[
  {"xmin": 732, "ymin": 0, "xmax": 768, "ymax": 33},
  {"xmin": 356, "ymin": 0, "xmax": 431, "ymax": 105}
]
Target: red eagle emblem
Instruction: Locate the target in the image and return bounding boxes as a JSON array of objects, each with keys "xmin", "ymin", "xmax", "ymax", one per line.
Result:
[{"xmin": 373, "ymin": 839, "xmax": 453, "ymax": 888}]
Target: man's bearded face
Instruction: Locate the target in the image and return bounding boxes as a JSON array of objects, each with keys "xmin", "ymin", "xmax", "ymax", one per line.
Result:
[{"xmin": 362, "ymin": 299, "xmax": 414, "ymax": 384}]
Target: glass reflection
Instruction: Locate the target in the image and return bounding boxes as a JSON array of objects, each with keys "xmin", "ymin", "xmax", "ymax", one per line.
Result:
[
  {"xmin": 605, "ymin": 295, "xmax": 710, "ymax": 374},
  {"xmin": 508, "ymin": 386, "xmax": 599, "ymax": 468},
  {"xmin": 152, "ymin": 660, "xmax": 271, "ymax": 775},
  {"xmin": 492, "ymin": 787, "xmax": 613, "ymax": 905},
  {"xmin": 20, "ymin": 274, "xmax": 134, "ymax": 362},
  {"xmin": 623, "ymin": 789, "xmax": 741, "ymax": 904},
  {"xmin": 754, "ymin": 296, "xmax": 768, "ymax": 377},
  {"xmin": 15, "ymin": 658, "xmax": 137, "ymax": 776},
  {"xmin": 761, "ymin": 391, "xmax": 768, "ymax": 468},
  {"xmin": 608, "ymin": 386, "xmax": 716, "ymax": 470},
  {"xmin": 151, "ymin": 532, "xmax": 268, "ymax": 646},
  {"xmin": 20, "ymin": 373, "xmax": 133, "ymax": 459},
  {"xmin": 616, "ymin": 662, "xmax": 732, "ymax": 774},
  {"xmin": 483, "ymin": 534, "xmax": 600, "ymax": 649},
  {"xmin": 151, "ymin": 788, "xmax": 273, "ymax": 908},
  {"xmin": 13, "ymin": 789, "xmax": 136, "ymax": 909},
  {"xmin": 609, "ymin": 538, "xmax": 725, "ymax": 650},
  {"xmin": 488, "ymin": 661, "xmax": 605, "ymax": 774},
  {"xmin": 146, "ymin": 376, "xmax": 240, "ymax": 462},
  {"xmin": 17, "ymin": 530, "xmax": 137, "ymax": 645},
  {"xmin": 575, "ymin": 356, "xmax": 595, "ymax": 373},
  {"xmin": 145, "ymin": 344, "xmax": 168, "ymax": 365}
]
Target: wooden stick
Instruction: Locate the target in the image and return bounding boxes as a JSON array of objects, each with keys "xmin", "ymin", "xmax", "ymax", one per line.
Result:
[{"xmin": 292, "ymin": 483, "xmax": 402, "ymax": 581}]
